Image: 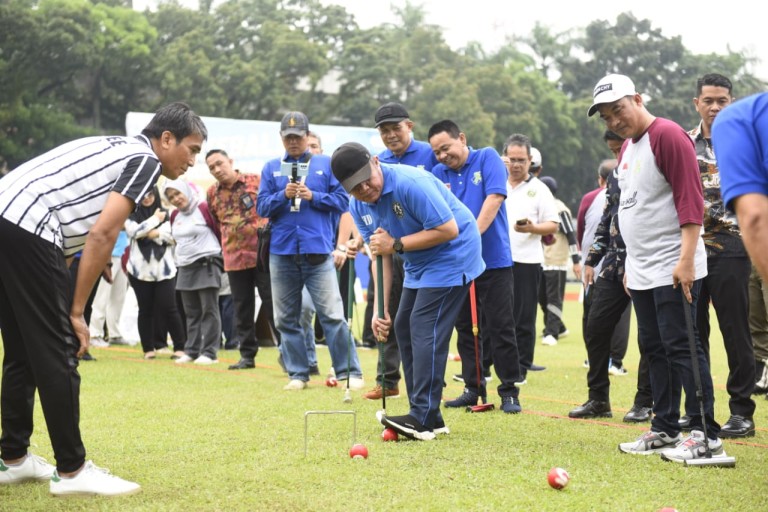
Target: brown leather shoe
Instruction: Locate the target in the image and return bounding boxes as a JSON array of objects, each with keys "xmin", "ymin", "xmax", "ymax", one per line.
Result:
[{"xmin": 363, "ymin": 385, "xmax": 400, "ymax": 400}]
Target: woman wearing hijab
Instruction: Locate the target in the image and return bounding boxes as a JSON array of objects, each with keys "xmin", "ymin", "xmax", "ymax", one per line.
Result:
[
  {"xmin": 164, "ymin": 179, "xmax": 223, "ymax": 365},
  {"xmin": 124, "ymin": 187, "xmax": 186, "ymax": 360}
]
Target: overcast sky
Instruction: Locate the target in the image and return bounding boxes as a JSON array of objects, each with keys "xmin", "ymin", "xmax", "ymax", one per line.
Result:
[
  {"xmin": 134, "ymin": 0, "xmax": 767, "ymax": 84},
  {"xmin": 320, "ymin": 0, "xmax": 767, "ymax": 84}
]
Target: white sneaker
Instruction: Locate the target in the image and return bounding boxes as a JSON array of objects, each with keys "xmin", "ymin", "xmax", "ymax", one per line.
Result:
[
  {"xmin": 608, "ymin": 364, "xmax": 628, "ymax": 376},
  {"xmin": 348, "ymin": 377, "xmax": 365, "ymax": 390},
  {"xmin": 542, "ymin": 335, "xmax": 558, "ymax": 346},
  {"xmin": 284, "ymin": 379, "xmax": 307, "ymax": 390},
  {"xmin": 514, "ymin": 379, "xmax": 527, "ymax": 386},
  {"xmin": 660, "ymin": 430, "xmax": 727, "ymax": 463},
  {"xmin": 174, "ymin": 354, "xmax": 194, "ymax": 364},
  {"xmin": 618, "ymin": 430, "xmax": 680, "ymax": 455},
  {"xmin": 156, "ymin": 347, "xmax": 173, "ymax": 355},
  {"xmin": 0, "ymin": 453, "xmax": 55, "ymax": 484},
  {"xmin": 50, "ymin": 460, "xmax": 140, "ymax": 497},
  {"xmin": 89, "ymin": 337, "xmax": 110, "ymax": 348},
  {"xmin": 193, "ymin": 355, "xmax": 218, "ymax": 365}
]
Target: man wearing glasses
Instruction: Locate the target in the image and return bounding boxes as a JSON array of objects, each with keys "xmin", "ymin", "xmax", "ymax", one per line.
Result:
[{"xmin": 502, "ymin": 134, "xmax": 559, "ymax": 383}]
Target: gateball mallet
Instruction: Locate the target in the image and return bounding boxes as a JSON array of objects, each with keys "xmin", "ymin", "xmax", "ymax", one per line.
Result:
[
  {"xmin": 343, "ymin": 257, "xmax": 356, "ymax": 404},
  {"xmin": 376, "ymin": 254, "xmax": 387, "ymax": 417},
  {"xmin": 466, "ymin": 281, "xmax": 494, "ymax": 413},
  {"xmin": 674, "ymin": 290, "xmax": 735, "ymax": 468}
]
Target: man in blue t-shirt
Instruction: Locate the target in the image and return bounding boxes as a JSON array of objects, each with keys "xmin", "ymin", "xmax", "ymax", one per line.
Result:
[
  {"xmin": 331, "ymin": 142, "xmax": 484, "ymax": 440},
  {"xmin": 715, "ymin": 92, "xmax": 768, "ymax": 282},
  {"xmin": 428, "ymin": 120, "xmax": 523, "ymax": 414}
]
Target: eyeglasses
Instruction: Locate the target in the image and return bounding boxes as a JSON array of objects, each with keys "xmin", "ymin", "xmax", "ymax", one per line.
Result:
[{"xmin": 506, "ymin": 159, "xmax": 529, "ymax": 165}]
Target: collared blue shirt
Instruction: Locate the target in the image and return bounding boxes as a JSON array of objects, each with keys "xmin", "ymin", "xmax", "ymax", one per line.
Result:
[
  {"xmin": 350, "ymin": 163, "xmax": 485, "ymax": 288},
  {"xmin": 378, "ymin": 139, "xmax": 438, "ymax": 170},
  {"xmin": 432, "ymin": 147, "xmax": 512, "ymax": 269},
  {"xmin": 257, "ymin": 151, "xmax": 349, "ymax": 255}
]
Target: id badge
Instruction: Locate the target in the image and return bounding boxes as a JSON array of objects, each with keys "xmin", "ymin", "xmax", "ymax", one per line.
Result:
[{"xmin": 240, "ymin": 193, "xmax": 255, "ymax": 210}]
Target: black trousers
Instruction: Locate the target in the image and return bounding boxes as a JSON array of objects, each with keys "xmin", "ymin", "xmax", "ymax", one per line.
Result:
[
  {"xmin": 0, "ymin": 219, "xmax": 86, "ymax": 472},
  {"xmin": 582, "ymin": 278, "xmax": 631, "ymax": 366},
  {"xmin": 455, "ymin": 267, "xmax": 521, "ymax": 397},
  {"xmin": 229, "ymin": 266, "xmax": 276, "ymax": 360},
  {"xmin": 127, "ymin": 275, "xmax": 186, "ymax": 353},
  {"xmin": 689, "ymin": 255, "xmax": 755, "ymax": 418},
  {"xmin": 584, "ymin": 277, "xmax": 632, "ymax": 402},
  {"xmin": 513, "ymin": 262, "xmax": 541, "ymax": 377},
  {"xmin": 539, "ymin": 269, "xmax": 567, "ymax": 338}
]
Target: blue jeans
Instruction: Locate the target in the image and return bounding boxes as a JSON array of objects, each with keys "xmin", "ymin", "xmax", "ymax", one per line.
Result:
[
  {"xmin": 631, "ymin": 281, "xmax": 720, "ymax": 438},
  {"xmin": 301, "ymin": 286, "xmax": 317, "ymax": 367},
  {"xmin": 395, "ymin": 284, "xmax": 468, "ymax": 428},
  {"xmin": 271, "ymin": 254, "xmax": 361, "ymax": 381}
]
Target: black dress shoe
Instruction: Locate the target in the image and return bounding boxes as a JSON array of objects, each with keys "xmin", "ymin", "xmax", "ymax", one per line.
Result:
[
  {"xmin": 623, "ymin": 404, "xmax": 652, "ymax": 423},
  {"xmin": 678, "ymin": 415, "xmax": 692, "ymax": 431},
  {"xmin": 228, "ymin": 358, "xmax": 255, "ymax": 370},
  {"xmin": 720, "ymin": 415, "xmax": 755, "ymax": 438},
  {"xmin": 309, "ymin": 364, "xmax": 320, "ymax": 376},
  {"xmin": 529, "ymin": 364, "xmax": 547, "ymax": 372},
  {"xmin": 568, "ymin": 399, "xmax": 612, "ymax": 419}
]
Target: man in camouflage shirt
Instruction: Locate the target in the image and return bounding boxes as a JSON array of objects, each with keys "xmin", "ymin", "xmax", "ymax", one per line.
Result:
[
  {"xmin": 683, "ymin": 73, "xmax": 755, "ymax": 438},
  {"xmin": 206, "ymin": 149, "xmax": 276, "ymax": 370}
]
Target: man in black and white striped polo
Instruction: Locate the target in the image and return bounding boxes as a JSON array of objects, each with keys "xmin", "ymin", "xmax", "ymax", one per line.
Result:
[{"xmin": 0, "ymin": 102, "xmax": 207, "ymax": 497}]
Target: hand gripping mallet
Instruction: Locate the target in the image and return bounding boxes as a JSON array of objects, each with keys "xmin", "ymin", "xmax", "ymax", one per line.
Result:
[
  {"xmin": 343, "ymin": 258, "xmax": 355, "ymax": 404},
  {"xmin": 467, "ymin": 281, "xmax": 494, "ymax": 412},
  {"xmin": 678, "ymin": 291, "xmax": 735, "ymax": 467}
]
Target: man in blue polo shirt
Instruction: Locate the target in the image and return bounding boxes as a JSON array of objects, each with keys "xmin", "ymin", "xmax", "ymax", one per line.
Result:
[
  {"xmin": 359, "ymin": 102, "xmax": 438, "ymax": 402},
  {"xmin": 428, "ymin": 120, "xmax": 523, "ymax": 414},
  {"xmin": 258, "ymin": 111, "xmax": 363, "ymax": 391},
  {"xmin": 331, "ymin": 142, "xmax": 485, "ymax": 440}
]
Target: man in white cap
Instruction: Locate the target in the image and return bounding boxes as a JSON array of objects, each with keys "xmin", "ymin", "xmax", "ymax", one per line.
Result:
[{"xmin": 588, "ymin": 74, "xmax": 726, "ymax": 463}]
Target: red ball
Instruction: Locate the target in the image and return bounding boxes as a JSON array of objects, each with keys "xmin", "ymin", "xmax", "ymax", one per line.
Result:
[
  {"xmin": 381, "ymin": 427, "xmax": 399, "ymax": 442},
  {"xmin": 325, "ymin": 377, "xmax": 338, "ymax": 387},
  {"xmin": 349, "ymin": 443, "xmax": 368, "ymax": 459},
  {"xmin": 547, "ymin": 467, "xmax": 570, "ymax": 490}
]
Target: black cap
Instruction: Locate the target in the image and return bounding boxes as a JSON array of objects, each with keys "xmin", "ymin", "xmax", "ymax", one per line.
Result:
[
  {"xmin": 331, "ymin": 142, "xmax": 372, "ymax": 193},
  {"xmin": 539, "ymin": 176, "xmax": 557, "ymax": 195},
  {"xmin": 280, "ymin": 111, "xmax": 309, "ymax": 137},
  {"xmin": 374, "ymin": 102, "xmax": 409, "ymax": 128}
]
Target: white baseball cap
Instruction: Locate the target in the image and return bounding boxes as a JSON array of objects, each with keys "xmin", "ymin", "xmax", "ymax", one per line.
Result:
[
  {"xmin": 587, "ymin": 74, "xmax": 637, "ymax": 117},
  {"xmin": 530, "ymin": 147, "xmax": 542, "ymax": 168}
]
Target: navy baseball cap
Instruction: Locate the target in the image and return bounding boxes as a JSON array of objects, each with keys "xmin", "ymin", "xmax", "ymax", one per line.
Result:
[
  {"xmin": 374, "ymin": 102, "xmax": 409, "ymax": 128},
  {"xmin": 331, "ymin": 142, "xmax": 372, "ymax": 193},
  {"xmin": 280, "ymin": 111, "xmax": 309, "ymax": 137}
]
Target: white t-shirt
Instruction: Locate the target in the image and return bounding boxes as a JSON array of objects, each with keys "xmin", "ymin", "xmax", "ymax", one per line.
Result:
[
  {"xmin": 582, "ymin": 189, "xmax": 607, "ymax": 275},
  {"xmin": 505, "ymin": 176, "xmax": 559, "ymax": 264}
]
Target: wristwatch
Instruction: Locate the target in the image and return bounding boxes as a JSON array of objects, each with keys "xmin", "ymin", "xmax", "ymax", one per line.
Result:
[{"xmin": 393, "ymin": 238, "xmax": 404, "ymax": 254}]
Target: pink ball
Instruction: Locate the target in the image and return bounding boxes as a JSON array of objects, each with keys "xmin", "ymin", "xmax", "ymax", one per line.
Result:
[
  {"xmin": 547, "ymin": 467, "xmax": 570, "ymax": 490},
  {"xmin": 349, "ymin": 443, "xmax": 368, "ymax": 459},
  {"xmin": 381, "ymin": 428, "xmax": 399, "ymax": 442}
]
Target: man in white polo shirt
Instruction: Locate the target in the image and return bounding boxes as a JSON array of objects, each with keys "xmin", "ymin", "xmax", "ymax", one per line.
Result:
[{"xmin": 502, "ymin": 134, "xmax": 559, "ymax": 383}]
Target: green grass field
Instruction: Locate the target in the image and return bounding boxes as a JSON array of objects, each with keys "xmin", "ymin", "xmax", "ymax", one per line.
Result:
[{"xmin": 1, "ymin": 284, "xmax": 766, "ymax": 511}]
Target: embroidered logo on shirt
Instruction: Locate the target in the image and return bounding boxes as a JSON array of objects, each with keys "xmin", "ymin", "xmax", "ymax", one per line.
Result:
[
  {"xmin": 392, "ymin": 202, "xmax": 404, "ymax": 219},
  {"xmin": 527, "ymin": 189, "xmax": 537, "ymax": 197},
  {"xmin": 472, "ymin": 171, "xmax": 482, "ymax": 185}
]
